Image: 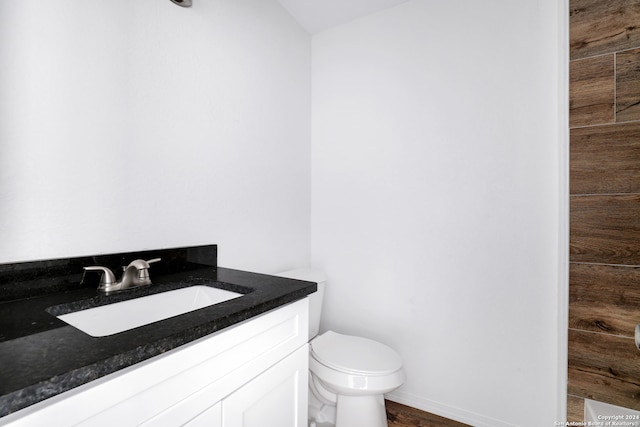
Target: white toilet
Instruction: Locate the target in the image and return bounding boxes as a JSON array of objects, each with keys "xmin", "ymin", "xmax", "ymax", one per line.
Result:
[{"xmin": 277, "ymin": 269, "xmax": 405, "ymax": 427}]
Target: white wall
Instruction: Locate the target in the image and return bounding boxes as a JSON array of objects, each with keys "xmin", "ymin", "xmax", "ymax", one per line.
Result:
[
  {"xmin": 0, "ymin": 0, "xmax": 311, "ymax": 272},
  {"xmin": 0, "ymin": 0, "xmax": 570, "ymax": 424},
  {"xmin": 311, "ymin": 1, "xmax": 567, "ymax": 426}
]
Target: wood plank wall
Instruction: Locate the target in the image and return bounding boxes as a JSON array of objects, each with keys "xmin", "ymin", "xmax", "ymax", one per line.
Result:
[{"xmin": 568, "ymin": 0, "xmax": 640, "ymax": 420}]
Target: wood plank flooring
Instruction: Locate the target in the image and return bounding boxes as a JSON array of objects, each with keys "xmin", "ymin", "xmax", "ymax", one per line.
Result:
[{"xmin": 385, "ymin": 400, "xmax": 470, "ymax": 427}]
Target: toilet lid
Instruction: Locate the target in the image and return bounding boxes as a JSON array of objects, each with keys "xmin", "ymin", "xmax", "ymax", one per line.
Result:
[{"xmin": 310, "ymin": 331, "xmax": 402, "ymax": 376}]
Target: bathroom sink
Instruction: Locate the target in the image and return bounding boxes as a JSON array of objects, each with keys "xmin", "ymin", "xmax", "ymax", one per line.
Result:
[{"xmin": 57, "ymin": 286, "xmax": 243, "ymax": 337}]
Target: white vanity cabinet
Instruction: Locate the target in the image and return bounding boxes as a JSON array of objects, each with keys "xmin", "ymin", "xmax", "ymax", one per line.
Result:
[
  {"xmin": 0, "ymin": 299, "xmax": 309, "ymax": 427},
  {"xmin": 185, "ymin": 345, "xmax": 308, "ymax": 427},
  {"xmin": 184, "ymin": 402, "xmax": 222, "ymax": 427},
  {"xmin": 221, "ymin": 345, "xmax": 307, "ymax": 427}
]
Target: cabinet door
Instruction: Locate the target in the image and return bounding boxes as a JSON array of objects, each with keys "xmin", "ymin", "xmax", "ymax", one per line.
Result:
[
  {"xmin": 222, "ymin": 344, "xmax": 308, "ymax": 427},
  {"xmin": 184, "ymin": 402, "xmax": 222, "ymax": 427}
]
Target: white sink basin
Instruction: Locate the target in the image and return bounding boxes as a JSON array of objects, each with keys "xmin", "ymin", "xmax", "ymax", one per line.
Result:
[{"xmin": 57, "ymin": 286, "xmax": 243, "ymax": 337}]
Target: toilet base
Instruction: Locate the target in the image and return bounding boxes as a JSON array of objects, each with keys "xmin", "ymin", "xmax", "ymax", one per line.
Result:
[
  {"xmin": 308, "ymin": 402, "xmax": 336, "ymax": 427},
  {"xmin": 335, "ymin": 394, "xmax": 387, "ymax": 427}
]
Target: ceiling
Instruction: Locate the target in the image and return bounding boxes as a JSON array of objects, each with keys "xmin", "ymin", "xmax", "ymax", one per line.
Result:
[{"xmin": 276, "ymin": 0, "xmax": 410, "ymax": 34}]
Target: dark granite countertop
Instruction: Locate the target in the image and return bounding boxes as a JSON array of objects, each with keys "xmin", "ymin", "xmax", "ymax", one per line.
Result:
[{"xmin": 0, "ymin": 245, "xmax": 316, "ymax": 418}]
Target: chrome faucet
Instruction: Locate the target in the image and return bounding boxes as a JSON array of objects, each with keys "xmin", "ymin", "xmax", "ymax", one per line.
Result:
[{"xmin": 83, "ymin": 258, "xmax": 161, "ymax": 293}]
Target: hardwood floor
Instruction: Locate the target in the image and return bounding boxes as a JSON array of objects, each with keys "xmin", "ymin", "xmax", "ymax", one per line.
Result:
[{"xmin": 385, "ymin": 400, "xmax": 470, "ymax": 427}]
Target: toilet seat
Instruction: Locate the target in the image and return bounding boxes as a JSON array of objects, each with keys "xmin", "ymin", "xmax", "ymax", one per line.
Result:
[
  {"xmin": 310, "ymin": 331, "xmax": 402, "ymax": 376},
  {"xmin": 309, "ymin": 330, "xmax": 405, "ymax": 398},
  {"xmin": 274, "ymin": 267, "xmax": 405, "ymax": 427}
]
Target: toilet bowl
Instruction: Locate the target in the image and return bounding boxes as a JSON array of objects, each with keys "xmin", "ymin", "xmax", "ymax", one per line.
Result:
[
  {"xmin": 276, "ymin": 269, "xmax": 405, "ymax": 427},
  {"xmin": 309, "ymin": 331, "xmax": 405, "ymax": 427}
]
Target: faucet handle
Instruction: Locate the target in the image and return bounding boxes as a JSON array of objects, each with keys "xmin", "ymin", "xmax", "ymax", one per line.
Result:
[{"xmin": 83, "ymin": 266, "xmax": 117, "ymax": 289}]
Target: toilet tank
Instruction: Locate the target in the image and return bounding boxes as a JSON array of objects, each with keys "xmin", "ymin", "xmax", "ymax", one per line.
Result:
[{"xmin": 275, "ymin": 269, "xmax": 326, "ymax": 339}]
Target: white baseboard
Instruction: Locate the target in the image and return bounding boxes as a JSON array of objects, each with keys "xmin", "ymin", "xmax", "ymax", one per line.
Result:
[{"xmin": 385, "ymin": 390, "xmax": 515, "ymax": 427}]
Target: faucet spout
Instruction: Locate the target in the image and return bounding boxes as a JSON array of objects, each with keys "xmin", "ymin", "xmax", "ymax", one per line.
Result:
[{"xmin": 119, "ymin": 258, "xmax": 161, "ymax": 290}]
